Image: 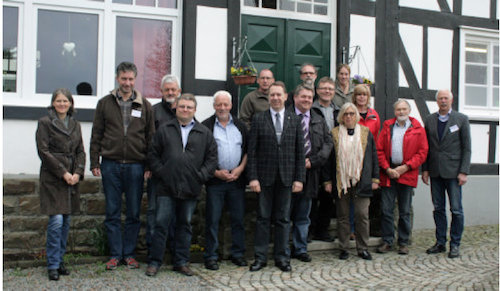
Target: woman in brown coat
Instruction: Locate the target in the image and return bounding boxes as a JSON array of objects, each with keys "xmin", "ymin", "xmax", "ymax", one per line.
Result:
[{"xmin": 36, "ymin": 88, "xmax": 85, "ymax": 281}]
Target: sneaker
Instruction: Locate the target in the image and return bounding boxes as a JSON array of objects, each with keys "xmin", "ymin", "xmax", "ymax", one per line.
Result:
[
  {"xmin": 376, "ymin": 243, "xmax": 392, "ymax": 254},
  {"xmin": 125, "ymin": 257, "xmax": 140, "ymax": 269},
  {"xmin": 106, "ymin": 258, "xmax": 121, "ymax": 270}
]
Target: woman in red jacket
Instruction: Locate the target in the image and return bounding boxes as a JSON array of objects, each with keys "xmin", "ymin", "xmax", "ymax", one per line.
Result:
[
  {"xmin": 353, "ymin": 84, "xmax": 380, "ymax": 141},
  {"xmin": 376, "ymin": 100, "xmax": 428, "ymax": 255}
]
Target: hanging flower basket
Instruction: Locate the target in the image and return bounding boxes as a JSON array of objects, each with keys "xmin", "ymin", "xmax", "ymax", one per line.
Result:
[{"xmin": 232, "ymin": 75, "xmax": 257, "ymax": 85}]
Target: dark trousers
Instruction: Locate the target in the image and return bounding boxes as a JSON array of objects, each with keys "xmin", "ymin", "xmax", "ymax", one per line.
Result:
[
  {"xmin": 254, "ymin": 177, "xmax": 292, "ymax": 264},
  {"xmin": 309, "ymin": 188, "xmax": 335, "ymax": 236}
]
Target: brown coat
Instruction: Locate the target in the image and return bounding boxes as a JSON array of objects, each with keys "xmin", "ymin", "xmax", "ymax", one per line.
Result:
[{"xmin": 36, "ymin": 109, "xmax": 86, "ymax": 215}]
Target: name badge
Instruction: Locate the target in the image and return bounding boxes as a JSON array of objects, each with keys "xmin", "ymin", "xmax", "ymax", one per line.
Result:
[
  {"xmin": 449, "ymin": 125, "xmax": 459, "ymax": 133},
  {"xmin": 131, "ymin": 109, "xmax": 142, "ymax": 118}
]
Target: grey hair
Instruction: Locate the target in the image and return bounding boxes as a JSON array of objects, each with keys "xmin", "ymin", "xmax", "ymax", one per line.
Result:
[
  {"xmin": 393, "ymin": 99, "xmax": 411, "ymax": 111},
  {"xmin": 161, "ymin": 75, "xmax": 180, "ymax": 88},
  {"xmin": 300, "ymin": 63, "xmax": 317, "ymax": 74},
  {"xmin": 337, "ymin": 102, "xmax": 360, "ymax": 125},
  {"xmin": 294, "ymin": 83, "xmax": 315, "ymax": 97},
  {"xmin": 435, "ymin": 89, "xmax": 453, "ymax": 100},
  {"xmin": 213, "ymin": 90, "xmax": 232, "ymax": 104}
]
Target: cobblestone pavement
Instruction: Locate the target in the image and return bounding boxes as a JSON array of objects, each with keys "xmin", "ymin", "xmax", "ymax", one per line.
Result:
[{"xmin": 3, "ymin": 225, "xmax": 498, "ymax": 290}]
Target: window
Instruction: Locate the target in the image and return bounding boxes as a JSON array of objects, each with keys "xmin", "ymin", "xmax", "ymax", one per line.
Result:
[
  {"xmin": 243, "ymin": 0, "xmax": 330, "ymax": 16},
  {"xmin": 3, "ymin": 6, "xmax": 19, "ymax": 93},
  {"xmin": 459, "ymin": 27, "xmax": 499, "ymax": 120},
  {"xmin": 2, "ymin": 0, "xmax": 179, "ymax": 108}
]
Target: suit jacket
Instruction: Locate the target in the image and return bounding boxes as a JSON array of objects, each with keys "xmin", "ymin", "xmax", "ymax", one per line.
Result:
[
  {"xmin": 422, "ymin": 110, "xmax": 471, "ymax": 179},
  {"xmin": 247, "ymin": 109, "xmax": 306, "ymax": 187}
]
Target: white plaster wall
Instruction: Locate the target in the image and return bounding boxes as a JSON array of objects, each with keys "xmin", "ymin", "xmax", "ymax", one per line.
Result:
[
  {"xmin": 349, "ymin": 15, "xmax": 376, "ymax": 82},
  {"xmin": 413, "ymin": 176, "xmax": 499, "ymax": 229},
  {"xmin": 399, "ymin": 0, "xmax": 440, "ymax": 11},
  {"xmin": 462, "ymin": 0, "xmax": 490, "ymax": 18},
  {"xmin": 470, "ymin": 124, "xmax": 490, "ymax": 163},
  {"xmin": 195, "ymin": 95, "xmax": 216, "ymax": 122},
  {"xmin": 195, "ymin": 6, "xmax": 227, "ymax": 81},
  {"xmin": 399, "ymin": 63, "xmax": 409, "ymax": 88},
  {"xmin": 427, "ymin": 28, "xmax": 453, "ymax": 91},
  {"xmin": 399, "ymin": 24, "xmax": 423, "ymax": 88}
]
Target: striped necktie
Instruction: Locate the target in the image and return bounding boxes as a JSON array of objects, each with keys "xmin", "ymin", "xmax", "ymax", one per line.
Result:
[{"xmin": 301, "ymin": 114, "xmax": 311, "ymax": 157}]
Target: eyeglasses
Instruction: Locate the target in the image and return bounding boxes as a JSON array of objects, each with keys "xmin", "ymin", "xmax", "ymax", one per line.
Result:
[
  {"xmin": 344, "ymin": 112, "xmax": 356, "ymax": 117},
  {"xmin": 301, "ymin": 71, "xmax": 316, "ymax": 75},
  {"xmin": 178, "ymin": 105, "xmax": 195, "ymax": 110},
  {"xmin": 318, "ymin": 87, "xmax": 334, "ymax": 91}
]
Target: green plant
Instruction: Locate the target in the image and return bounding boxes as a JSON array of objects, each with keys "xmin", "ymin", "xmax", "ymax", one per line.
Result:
[
  {"xmin": 88, "ymin": 220, "xmax": 110, "ymax": 256},
  {"xmin": 231, "ymin": 65, "xmax": 257, "ymax": 76},
  {"xmin": 63, "ymin": 252, "xmax": 90, "ymax": 265}
]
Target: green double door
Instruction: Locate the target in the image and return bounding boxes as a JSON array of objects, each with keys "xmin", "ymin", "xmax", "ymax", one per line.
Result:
[{"xmin": 239, "ymin": 15, "xmax": 331, "ymax": 104}]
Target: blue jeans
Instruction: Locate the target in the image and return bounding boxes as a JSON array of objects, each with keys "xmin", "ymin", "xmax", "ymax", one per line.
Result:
[
  {"xmin": 146, "ymin": 177, "xmax": 157, "ymax": 252},
  {"xmin": 380, "ymin": 182, "xmax": 413, "ymax": 246},
  {"xmin": 101, "ymin": 158, "xmax": 145, "ymax": 260},
  {"xmin": 254, "ymin": 178, "xmax": 292, "ymax": 263},
  {"xmin": 46, "ymin": 214, "xmax": 70, "ymax": 270},
  {"xmin": 430, "ymin": 177, "xmax": 464, "ymax": 247},
  {"xmin": 290, "ymin": 194, "xmax": 312, "ymax": 255},
  {"xmin": 204, "ymin": 182, "xmax": 246, "ymax": 261},
  {"xmin": 149, "ymin": 196, "xmax": 197, "ymax": 267}
]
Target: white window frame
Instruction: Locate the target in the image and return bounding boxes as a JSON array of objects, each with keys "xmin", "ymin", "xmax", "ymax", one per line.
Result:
[
  {"xmin": 459, "ymin": 26, "xmax": 499, "ymax": 121},
  {"xmin": 2, "ymin": 0, "xmax": 181, "ymax": 109},
  {"xmin": 241, "ymin": 0, "xmax": 333, "ymax": 24}
]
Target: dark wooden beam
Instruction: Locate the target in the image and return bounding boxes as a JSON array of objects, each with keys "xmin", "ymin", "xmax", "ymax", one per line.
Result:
[
  {"xmin": 400, "ymin": 7, "xmax": 499, "ymax": 30},
  {"xmin": 437, "ymin": 0, "xmax": 452, "ymax": 13},
  {"xmin": 337, "ymin": 0, "xmax": 351, "ymax": 65},
  {"xmin": 488, "ymin": 123, "xmax": 497, "ymax": 164}
]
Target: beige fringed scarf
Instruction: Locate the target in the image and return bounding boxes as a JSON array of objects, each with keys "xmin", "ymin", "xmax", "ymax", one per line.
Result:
[{"xmin": 338, "ymin": 124, "xmax": 365, "ymax": 196}]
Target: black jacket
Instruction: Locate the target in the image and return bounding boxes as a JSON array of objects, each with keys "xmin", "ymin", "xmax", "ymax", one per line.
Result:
[
  {"xmin": 202, "ymin": 114, "xmax": 249, "ymax": 187},
  {"xmin": 153, "ymin": 99, "xmax": 176, "ymax": 130},
  {"xmin": 148, "ymin": 118, "xmax": 218, "ymax": 200}
]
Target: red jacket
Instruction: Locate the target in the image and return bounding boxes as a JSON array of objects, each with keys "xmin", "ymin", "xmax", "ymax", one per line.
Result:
[
  {"xmin": 358, "ymin": 107, "xmax": 380, "ymax": 141},
  {"xmin": 377, "ymin": 117, "xmax": 428, "ymax": 188}
]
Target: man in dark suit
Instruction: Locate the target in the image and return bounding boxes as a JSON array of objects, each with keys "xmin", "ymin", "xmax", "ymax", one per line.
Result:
[
  {"xmin": 247, "ymin": 81, "xmax": 306, "ymax": 272},
  {"xmin": 422, "ymin": 89, "xmax": 471, "ymax": 259}
]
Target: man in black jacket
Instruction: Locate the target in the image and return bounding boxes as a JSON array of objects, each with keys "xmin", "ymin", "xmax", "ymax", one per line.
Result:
[
  {"xmin": 145, "ymin": 94, "xmax": 218, "ymax": 277},
  {"xmin": 289, "ymin": 84, "xmax": 333, "ymax": 262},
  {"xmin": 202, "ymin": 90, "xmax": 249, "ymax": 271}
]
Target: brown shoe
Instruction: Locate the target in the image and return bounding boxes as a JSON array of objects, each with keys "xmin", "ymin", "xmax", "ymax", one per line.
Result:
[
  {"xmin": 173, "ymin": 265, "xmax": 194, "ymax": 276},
  {"xmin": 376, "ymin": 243, "xmax": 392, "ymax": 254},
  {"xmin": 398, "ymin": 245, "xmax": 409, "ymax": 255},
  {"xmin": 145, "ymin": 265, "xmax": 158, "ymax": 277}
]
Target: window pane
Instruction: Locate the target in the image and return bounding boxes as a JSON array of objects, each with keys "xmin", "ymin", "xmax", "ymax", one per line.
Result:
[
  {"xmin": 465, "ymin": 86, "xmax": 487, "ymax": 106},
  {"xmin": 494, "ymin": 45, "xmax": 499, "ymax": 65},
  {"xmin": 465, "ymin": 64, "xmax": 487, "ymax": 84},
  {"xmin": 493, "ymin": 87, "xmax": 499, "ymax": 107},
  {"xmin": 3, "ymin": 6, "xmax": 18, "ymax": 93},
  {"xmin": 297, "ymin": 2, "xmax": 311, "ymax": 13},
  {"xmin": 494, "ymin": 67, "xmax": 499, "ymax": 86},
  {"xmin": 113, "ymin": 0, "xmax": 132, "ymax": 4},
  {"xmin": 315, "ymin": 0, "xmax": 328, "ymax": 3},
  {"xmin": 36, "ymin": 10, "xmax": 98, "ymax": 95},
  {"xmin": 158, "ymin": 0, "xmax": 177, "ymax": 8},
  {"xmin": 314, "ymin": 4, "xmax": 328, "ymax": 15},
  {"xmin": 244, "ymin": 0, "xmax": 258, "ymax": 6},
  {"xmin": 116, "ymin": 17, "xmax": 172, "ymax": 99},
  {"xmin": 136, "ymin": 0, "xmax": 154, "ymax": 6},
  {"xmin": 281, "ymin": 0, "xmax": 295, "ymax": 11},
  {"xmin": 465, "ymin": 42, "xmax": 488, "ymax": 63},
  {"xmin": 262, "ymin": 0, "xmax": 277, "ymax": 9}
]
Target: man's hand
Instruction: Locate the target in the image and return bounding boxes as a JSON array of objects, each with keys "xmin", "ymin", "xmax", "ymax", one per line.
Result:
[
  {"xmin": 324, "ymin": 183, "xmax": 332, "ymax": 193},
  {"xmin": 92, "ymin": 168, "xmax": 101, "ymax": 177},
  {"xmin": 292, "ymin": 181, "xmax": 303, "ymax": 193},
  {"xmin": 250, "ymin": 180, "xmax": 261, "ymax": 193},
  {"xmin": 69, "ymin": 173, "xmax": 81, "ymax": 185},
  {"xmin": 422, "ymin": 171, "xmax": 429, "ymax": 185},
  {"xmin": 394, "ymin": 164, "xmax": 409, "ymax": 176},
  {"xmin": 386, "ymin": 168, "xmax": 400, "ymax": 179},
  {"xmin": 305, "ymin": 158, "xmax": 312, "ymax": 169},
  {"xmin": 63, "ymin": 172, "xmax": 73, "ymax": 185},
  {"xmin": 457, "ymin": 173, "xmax": 468, "ymax": 186},
  {"xmin": 372, "ymin": 182, "xmax": 379, "ymax": 190},
  {"xmin": 228, "ymin": 166, "xmax": 244, "ymax": 182},
  {"xmin": 144, "ymin": 170, "xmax": 152, "ymax": 179},
  {"xmin": 214, "ymin": 169, "xmax": 232, "ymax": 181}
]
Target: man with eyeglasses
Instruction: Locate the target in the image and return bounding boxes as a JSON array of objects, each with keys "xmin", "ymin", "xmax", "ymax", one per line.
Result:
[
  {"xmin": 146, "ymin": 94, "xmax": 218, "ymax": 277},
  {"xmin": 240, "ymin": 69, "xmax": 275, "ymax": 130},
  {"xmin": 286, "ymin": 63, "xmax": 319, "ymax": 107},
  {"xmin": 308, "ymin": 76, "xmax": 340, "ymax": 243}
]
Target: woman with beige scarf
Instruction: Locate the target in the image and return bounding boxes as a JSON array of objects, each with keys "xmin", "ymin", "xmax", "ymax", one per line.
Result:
[{"xmin": 324, "ymin": 102, "xmax": 380, "ymax": 260}]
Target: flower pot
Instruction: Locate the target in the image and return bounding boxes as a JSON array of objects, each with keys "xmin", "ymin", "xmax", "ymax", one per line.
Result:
[{"xmin": 232, "ymin": 75, "xmax": 257, "ymax": 85}]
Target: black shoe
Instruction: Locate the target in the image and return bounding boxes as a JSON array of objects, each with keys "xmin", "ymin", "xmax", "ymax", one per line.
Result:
[
  {"xmin": 275, "ymin": 261, "xmax": 292, "ymax": 272},
  {"xmin": 448, "ymin": 245, "xmax": 460, "ymax": 258},
  {"xmin": 231, "ymin": 257, "xmax": 248, "ymax": 267},
  {"xmin": 292, "ymin": 253, "xmax": 312, "ymax": 262},
  {"xmin": 173, "ymin": 265, "xmax": 194, "ymax": 276},
  {"xmin": 145, "ymin": 265, "xmax": 158, "ymax": 277},
  {"xmin": 426, "ymin": 243, "xmax": 446, "ymax": 254},
  {"xmin": 48, "ymin": 269, "xmax": 59, "ymax": 281},
  {"xmin": 315, "ymin": 232, "xmax": 335, "ymax": 242},
  {"xmin": 358, "ymin": 250, "xmax": 372, "ymax": 260},
  {"xmin": 204, "ymin": 260, "xmax": 219, "ymax": 270},
  {"xmin": 249, "ymin": 261, "xmax": 267, "ymax": 272},
  {"xmin": 58, "ymin": 263, "xmax": 70, "ymax": 275},
  {"xmin": 339, "ymin": 250, "xmax": 349, "ymax": 260}
]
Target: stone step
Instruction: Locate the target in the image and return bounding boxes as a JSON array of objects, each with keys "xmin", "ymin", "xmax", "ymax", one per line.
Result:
[{"xmin": 307, "ymin": 236, "xmax": 382, "ymax": 252}]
